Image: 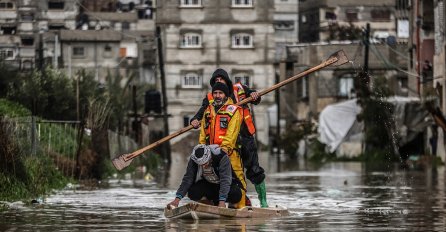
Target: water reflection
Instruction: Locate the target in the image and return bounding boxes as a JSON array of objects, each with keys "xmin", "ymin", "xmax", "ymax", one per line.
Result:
[{"xmin": 1, "ymin": 153, "xmax": 446, "ymax": 231}]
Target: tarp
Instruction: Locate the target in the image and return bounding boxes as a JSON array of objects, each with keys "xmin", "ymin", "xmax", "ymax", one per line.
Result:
[{"xmin": 318, "ymin": 97, "xmax": 431, "ymax": 154}]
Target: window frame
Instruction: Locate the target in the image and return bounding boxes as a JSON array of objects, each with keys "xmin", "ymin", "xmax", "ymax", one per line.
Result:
[
  {"xmin": 231, "ymin": 0, "xmax": 253, "ymax": 8},
  {"xmin": 48, "ymin": 0, "xmax": 65, "ymax": 10},
  {"xmin": 72, "ymin": 46, "xmax": 85, "ymax": 58},
  {"xmin": 179, "ymin": 0, "xmax": 202, "ymax": 8},
  {"xmin": 0, "ymin": 1, "xmax": 15, "ymax": 10},
  {"xmin": 338, "ymin": 74, "xmax": 355, "ymax": 98},
  {"xmin": 233, "ymin": 72, "xmax": 251, "ymax": 86},
  {"xmin": 182, "ymin": 72, "xmax": 202, "ymax": 88},
  {"xmin": 180, "ymin": 33, "xmax": 202, "ymax": 48},
  {"xmin": 0, "ymin": 48, "xmax": 14, "ymax": 60},
  {"xmin": 231, "ymin": 33, "xmax": 253, "ymax": 48},
  {"xmin": 274, "ymin": 20, "xmax": 295, "ymax": 30},
  {"xmin": 370, "ymin": 9, "xmax": 391, "ymax": 22},
  {"xmin": 345, "ymin": 10, "xmax": 358, "ymax": 22}
]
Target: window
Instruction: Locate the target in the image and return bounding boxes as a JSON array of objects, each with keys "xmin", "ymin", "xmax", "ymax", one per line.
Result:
[
  {"xmin": 104, "ymin": 45, "xmax": 112, "ymax": 58},
  {"xmin": 398, "ymin": 76, "xmax": 408, "ymax": 89},
  {"xmin": 0, "ymin": 49, "xmax": 14, "ymax": 60},
  {"xmin": 232, "ymin": 33, "xmax": 253, "ymax": 48},
  {"xmin": 232, "ymin": 0, "xmax": 253, "ymax": 7},
  {"xmin": 21, "ymin": 37, "xmax": 34, "ymax": 46},
  {"xmin": 0, "ymin": 1, "xmax": 14, "ymax": 9},
  {"xmin": 371, "ymin": 9, "xmax": 391, "ymax": 21},
  {"xmin": 274, "ymin": 21, "xmax": 294, "ymax": 30},
  {"xmin": 233, "ymin": 73, "xmax": 250, "ymax": 86},
  {"xmin": 180, "ymin": 0, "xmax": 202, "ymax": 7},
  {"xmin": 182, "ymin": 72, "xmax": 202, "ymax": 88},
  {"xmin": 122, "ymin": 22, "xmax": 130, "ymax": 30},
  {"xmin": 325, "ymin": 11, "xmax": 336, "ymax": 20},
  {"xmin": 1, "ymin": 26, "xmax": 16, "ymax": 35},
  {"xmin": 345, "ymin": 10, "xmax": 358, "ymax": 22},
  {"xmin": 72, "ymin": 47, "xmax": 85, "ymax": 57},
  {"xmin": 48, "ymin": 0, "xmax": 64, "ymax": 10},
  {"xmin": 21, "ymin": 13, "xmax": 34, "ymax": 21},
  {"xmin": 181, "ymin": 33, "xmax": 202, "ymax": 48},
  {"xmin": 338, "ymin": 74, "xmax": 354, "ymax": 98},
  {"xmin": 301, "ymin": 15, "xmax": 307, "ymax": 23}
]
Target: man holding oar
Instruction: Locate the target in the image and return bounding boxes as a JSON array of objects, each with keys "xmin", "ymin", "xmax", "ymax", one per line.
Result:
[
  {"xmin": 168, "ymin": 83, "xmax": 246, "ymax": 209},
  {"xmin": 199, "ymin": 82, "xmax": 247, "ymax": 208},
  {"xmin": 190, "ymin": 68, "xmax": 269, "ymax": 208}
]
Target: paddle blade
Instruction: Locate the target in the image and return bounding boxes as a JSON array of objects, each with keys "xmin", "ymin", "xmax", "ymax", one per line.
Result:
[
  {"xmin": 111, "ymin": 154, "xmax": 133, "ymax": 171},
  {"xmin": 329, "ymin": 50, "xmax": 349, "ymax": 67}
]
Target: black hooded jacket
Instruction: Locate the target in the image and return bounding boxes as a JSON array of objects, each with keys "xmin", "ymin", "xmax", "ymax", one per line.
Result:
[{"xmin": 191, "ymin": 68, "xmax": 261, "ymax": 137}]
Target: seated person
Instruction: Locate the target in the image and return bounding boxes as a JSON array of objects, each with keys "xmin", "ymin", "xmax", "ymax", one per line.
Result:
[{"xmin": 166, "ymin": 144, "xmax": 243, "ymax": 208}]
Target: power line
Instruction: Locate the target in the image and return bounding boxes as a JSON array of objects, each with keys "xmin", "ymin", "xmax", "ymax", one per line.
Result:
[{"xmin": 369, "ymin": 43, "xmax": 419, "ymax": 78}]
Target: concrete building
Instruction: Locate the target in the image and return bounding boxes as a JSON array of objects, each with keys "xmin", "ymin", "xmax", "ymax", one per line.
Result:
[
  {"xmin": 156, "ymin": 0, "xmax": 276, "ymax": 145},
  {"xmin": 299, "ymin": 0, "xmax": 397, "ymax": 43},
  {"xmin": 428, "ymin": 0, "xmax": 445, "ymax": 161},
  {"xmin": 274, "ymin": 0, "xmax": 299, "ymax": 61},
  {"xmin": 278, "ymin": 0, "xmax": 420, "ymax": 157},
  {"xmin": 0, "ymin": 0, "xmax": 157, "ymax": 85},
  {"xmin": 0, "ymin": 0, "xmax": 77, "ymax": 70}
]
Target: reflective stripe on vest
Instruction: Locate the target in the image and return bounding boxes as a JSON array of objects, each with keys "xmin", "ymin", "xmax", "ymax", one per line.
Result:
[{"xmin": 232, "ymin": 83, "xmax": 256, "ymax": 135}]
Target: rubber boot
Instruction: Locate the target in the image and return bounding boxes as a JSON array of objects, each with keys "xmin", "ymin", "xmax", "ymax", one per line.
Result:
[{"xmin": 255, "ymin": 181, "xmax": 269, "ymax": 208}]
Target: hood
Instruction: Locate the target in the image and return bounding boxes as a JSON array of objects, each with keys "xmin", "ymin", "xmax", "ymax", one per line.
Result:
[{"xmin": 210, "ymin": 68, "xmax": 233, "ymax": 90}]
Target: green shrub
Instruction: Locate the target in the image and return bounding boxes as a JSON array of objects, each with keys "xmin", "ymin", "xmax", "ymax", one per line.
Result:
[
  {"xmin": 0, "ymin": 99, "xmax": 31, "ymax": 117},
  {"xmin": 23, "ymin": 155, "xmax": 70, "ymax": 199},
  {"xmin": 0, "ymin": 172, "xmax": 29, "ymax": 202}
]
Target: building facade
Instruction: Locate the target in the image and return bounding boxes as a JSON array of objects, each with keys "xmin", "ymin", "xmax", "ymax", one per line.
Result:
[
  {"xmin": 156, "ymin": 0, "xmax": 276, "ymax": 145},
  {"xmin": 299, "ymin": 0, "xmax": 397, "ymax": 43},
  {"xmin": 0, "ymin": 0, "xmax": 157, "ymax": 84}
]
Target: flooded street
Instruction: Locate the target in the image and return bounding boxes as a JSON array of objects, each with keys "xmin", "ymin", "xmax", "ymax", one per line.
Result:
[{"xmin": 1, "ymin": 153, "xmax": 446, "ymax": 231}]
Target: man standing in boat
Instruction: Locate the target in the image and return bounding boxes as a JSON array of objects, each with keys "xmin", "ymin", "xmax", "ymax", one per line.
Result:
[
  {"xmin": 192, "ymin": 81, "xmax": 248, "ymax": 208},
  {"xmin": 190, "ymin": 68, "xmax": 269, "ymax": 208},
  {"xmin": 167, "ymin": 144, "xmax": 242, "ymax": 208}
]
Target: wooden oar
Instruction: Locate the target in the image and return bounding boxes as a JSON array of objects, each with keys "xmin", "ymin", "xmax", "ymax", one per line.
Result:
[{"xmin": 112, "ymin": 50, "xmax": 349, "ymax": 170}]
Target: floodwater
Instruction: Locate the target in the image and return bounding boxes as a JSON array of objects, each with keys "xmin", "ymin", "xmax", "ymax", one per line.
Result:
[{"xmin": 1, "ymin": 152, "xmax": 446, "ymax": 231}]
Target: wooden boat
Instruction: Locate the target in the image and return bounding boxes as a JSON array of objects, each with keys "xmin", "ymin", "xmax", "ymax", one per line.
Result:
[{"xmin": 164, "ymin": 202, "xmax": 290, "ymax": 219}]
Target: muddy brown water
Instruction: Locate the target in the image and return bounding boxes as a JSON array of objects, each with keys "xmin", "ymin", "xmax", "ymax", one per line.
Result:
[{"xmin": 1, "ymin": 153, "xmax": 446, "ymax": 231}]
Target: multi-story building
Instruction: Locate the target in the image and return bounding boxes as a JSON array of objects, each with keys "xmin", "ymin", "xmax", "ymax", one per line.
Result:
[
  {"xmin": 288, "ymin": 0, "xmax": 408, "ymax": 118},
  {"xmin": 0, "ymin": 0, "xmax": 77, "ymax": 69},
  {"xmin": 274, "ymin": 0, "xmax": 299, "ymax": 61},
  {"xmin": 0, "ymin": 0, "xmax": 157, "ymax": 84},
  {"xmin": 299, "ymin": 0, "xmax": 397, "ymax": 43},
  {"xmin": 156, "ymin": 0, "xmax": 275, "ymax": 145},
  {"xmin": 427, "ymin": 0, "xmax": 445, "ymax": 160},
  {"xmin": 280, "ymin": 0, "xmax": 416, "ymax": 157}
]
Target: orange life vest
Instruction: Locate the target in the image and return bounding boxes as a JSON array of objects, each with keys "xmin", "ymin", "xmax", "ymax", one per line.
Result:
[
  {"xmin": 203, "ymin": 102, "xmax": 240, "ymax": 145},
  {"xmin": 232, "ymin": 83, "xmax": 256, "ymax": 135}
]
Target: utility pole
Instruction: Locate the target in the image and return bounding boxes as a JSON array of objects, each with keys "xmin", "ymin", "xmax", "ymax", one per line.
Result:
[
  {"xmin": 38, "ymin": 32, "xmax": 44, "ymax": 73},
  {"xmin": 416, "ymin": 0, "xmax": 421, "ymax": 95},
  {"xmin": 275, "ymin": 70, "xmax": 282, "ymax": 172},
  {"xmin": 132, "ymin": 85, "xmax": 139, "ymax": 144},
  {"xmin": 156, "ymin": 26, "xmax": 171, "ymax": 164},
  {"xmin": 363, "ymin": 23, "xmax": 370, "ymax": 78}
]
